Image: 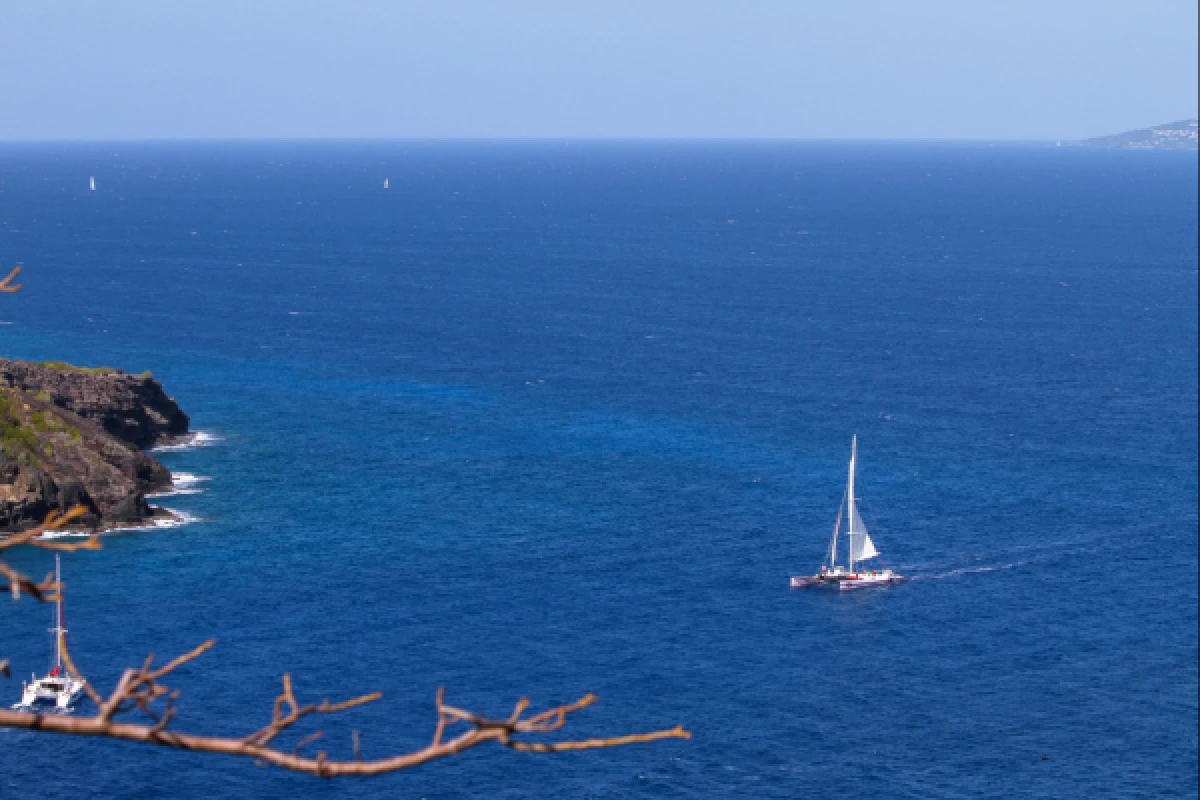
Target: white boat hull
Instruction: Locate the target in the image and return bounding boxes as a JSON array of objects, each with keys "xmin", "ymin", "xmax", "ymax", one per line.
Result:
[
  {"xmin": 20, "ymin": 676, "xmax": 86, "ymax": 710},
  {"xmin": 791, "ymin": 570, "xmax": 905, "ymax": 590},
  {"xmin": 838, "ymin": 572, "xmax": 906, "ymax": 590}
]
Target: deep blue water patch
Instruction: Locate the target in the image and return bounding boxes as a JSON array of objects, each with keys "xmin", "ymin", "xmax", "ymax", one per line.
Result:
[{"xmin": 0, "ymin": 142, "xmax": 1195, "ymax": 798}]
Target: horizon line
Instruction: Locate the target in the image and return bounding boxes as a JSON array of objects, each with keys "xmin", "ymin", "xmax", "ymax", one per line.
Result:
[{"xmin": 0, "ymin": 135, "xmax": 1090, "ymax": 144}]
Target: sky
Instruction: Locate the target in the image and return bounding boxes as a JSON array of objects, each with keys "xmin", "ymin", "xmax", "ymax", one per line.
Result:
[{"xmin": 0, "ymin": 1, "xmax": 1196, "ymax": 141}]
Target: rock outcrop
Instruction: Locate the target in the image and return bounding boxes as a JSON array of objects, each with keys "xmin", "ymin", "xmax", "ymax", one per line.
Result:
[
  {"xmin": 0, "ymin": 359, "xmax": 189, "ymax": 450},
  {"xmin": 0, "ymin": 360, "xmax": 188, "ymax": 532}
]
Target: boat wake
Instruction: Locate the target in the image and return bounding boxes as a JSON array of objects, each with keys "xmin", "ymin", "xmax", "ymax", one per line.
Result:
[
  {"xmin": 908, "ymin": 559, "xmax": 1034, "ymax": 581},
  {"xmin": 149, "ymin": 431, "xmax": 222, "ymax": 453},
  {"xmin": 900, "ymin": 533, "xmax": 1102, "ymax": 582}
]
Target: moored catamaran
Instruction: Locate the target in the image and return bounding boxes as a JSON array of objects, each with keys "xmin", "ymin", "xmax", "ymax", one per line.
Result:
[
  {"xmin": 791, "ymin": 436, "xmax": 905, "ymax": 591},
  {"xmin": 17, "ymin": 555, "xmax": 86, "ymax": 710}
]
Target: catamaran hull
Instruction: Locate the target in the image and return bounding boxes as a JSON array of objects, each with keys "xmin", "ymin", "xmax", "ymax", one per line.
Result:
[
  {"xmin": 19, "ymin": 682, "xmax": 84, "ymax": 710},
  {"xmin": 838, "ymin": 576, "xmax": 906, "ymax": 590},
  {"xmin": 790, "ymin": 574, "xmax": 906, "ymax": 590},
  {"xmin": 790, "ymin": 576, "xmax": 839, "ymax": 588}
]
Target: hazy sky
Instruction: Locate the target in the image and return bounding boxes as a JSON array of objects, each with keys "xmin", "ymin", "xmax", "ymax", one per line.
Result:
[{"xmin": 1, "ymin": 1, "xmax": 1196, "ymax": 140}]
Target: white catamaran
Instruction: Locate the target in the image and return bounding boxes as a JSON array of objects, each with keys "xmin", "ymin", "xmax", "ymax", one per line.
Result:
[
  {"xmin": 18, "ymin": 555, "xmax": 86, "ymax": 710},
  {"xmin": 791, "ymin": 436, "xmax": 905, "ymax": 591}
]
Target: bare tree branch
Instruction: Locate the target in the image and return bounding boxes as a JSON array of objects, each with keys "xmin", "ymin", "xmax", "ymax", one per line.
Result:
[
  {"xmin": 0, "ymin": 265, "xmax": 21, "ymax": 293},
  {"xmin": 2, "ymin": 508, "xmax": 690, "ymax": 777},
  {"xmin": 2, "ymin": 506, "xmax": 96, "ymax": 601},
  {"xmin": 2, "ymin": 633, "xmax": 688, "ymax": 777}
]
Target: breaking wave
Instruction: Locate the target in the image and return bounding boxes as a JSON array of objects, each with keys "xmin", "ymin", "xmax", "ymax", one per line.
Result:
[
  {"xmin": 38, "ymin": 508, "xmax": 202, "ymax": 538},
  {"xmin": 148, "ymin": 431, "xmax": 222, "ymax": 453},
  {"xmin": 147, "ymin": 472, "xmax": 210, "ymax": 498}
]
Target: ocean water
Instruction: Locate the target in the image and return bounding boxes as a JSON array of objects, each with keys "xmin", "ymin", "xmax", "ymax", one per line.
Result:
[{"xmin": 0, "ymin": 142, "xmax": 1195, "ymax": 798}]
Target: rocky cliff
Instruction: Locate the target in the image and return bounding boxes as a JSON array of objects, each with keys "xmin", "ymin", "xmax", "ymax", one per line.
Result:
[
  {"xmin": 0, "ymin": 359, "xmax": 189, "ymax": 449},
  {"xmin": 0, "ymin": 360, "xmax": 188, "ymax": 532}
]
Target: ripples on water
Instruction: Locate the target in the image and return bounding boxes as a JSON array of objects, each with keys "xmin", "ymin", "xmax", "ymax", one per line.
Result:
[{"xmin": 0, "ymin": 143, "xmax": 1195, "ymax": 798}]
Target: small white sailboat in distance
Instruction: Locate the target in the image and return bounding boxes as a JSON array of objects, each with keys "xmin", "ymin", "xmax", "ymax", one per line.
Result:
[
  {"xmin": 791, "ymin": 436, "xmax": 905, "ymax": 591},
  {"xmin": 383, "ymin": 178, "xmax": 389, "ymax": 189},
  {"xmin": 18, "ymin": 555, "xmax": 86, "ymax": 710},
  {"xmin": 88, "ymin": 176, "xmax": 95, "ymax": 191}
]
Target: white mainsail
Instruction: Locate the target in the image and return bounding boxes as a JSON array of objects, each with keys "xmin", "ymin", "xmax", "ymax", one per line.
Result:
[{"xmin": 845, "ymin": 435, "xmax": 881, "ymax": 569}]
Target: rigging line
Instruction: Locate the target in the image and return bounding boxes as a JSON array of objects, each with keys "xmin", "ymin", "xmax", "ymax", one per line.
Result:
[{"xmin": 825, "ymin": 488, "xmax": 848, "ymax": 569}]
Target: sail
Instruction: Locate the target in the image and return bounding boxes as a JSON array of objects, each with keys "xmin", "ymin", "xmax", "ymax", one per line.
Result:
[
  {"xmin": 850, "ymin": 505, "xmax": 869, "ymax": 538},
  {"xmin": 850, "ymin": 531, "xmax": 880, "ymax": 562},
  {"xmin": 848, "ymin": 506, "xmax": 880, "ymax": 562}
]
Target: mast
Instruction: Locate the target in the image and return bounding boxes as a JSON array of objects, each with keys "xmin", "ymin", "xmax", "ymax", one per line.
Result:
[
  {"xmin": 847, "ymin": 435, "xmax": 857, "ymax": 573},
  {"xmin": 52, "ymin": 555, "xmax": 65, "ymax": 670}
]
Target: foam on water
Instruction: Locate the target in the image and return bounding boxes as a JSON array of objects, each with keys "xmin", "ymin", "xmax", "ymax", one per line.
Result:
[
  {"xmin": 148, "ymin": 431, "xmax": 221, "ymax": 453},
  {"xmin": 911, "ymin": 559, "xmax": 1035, "ymax": 581},
  {"xmin": 146, "ymin": 472, "xmax": 210, "ymax": 498},
  {"xmin": 37, "ymin": 508, "xmax": 201, "ymax": 538},
  {"xmin": 143, "ymin": 508, "xmax": 202, "ymax": 529}
]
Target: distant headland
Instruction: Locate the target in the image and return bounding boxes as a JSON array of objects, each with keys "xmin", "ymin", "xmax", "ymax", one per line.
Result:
[{"xmin": 1074, "ymin": 119, "xmax": 1198, "ymax": 150}]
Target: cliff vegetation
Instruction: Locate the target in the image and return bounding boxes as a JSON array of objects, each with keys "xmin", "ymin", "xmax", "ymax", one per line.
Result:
[{"xmin": 0, "ymin": 359, "xmax": 190, "ymax": 531}]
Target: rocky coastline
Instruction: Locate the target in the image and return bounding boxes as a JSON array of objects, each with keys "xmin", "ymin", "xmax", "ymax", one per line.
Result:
[{"xmin": 0, "ymin": 358, "xmax": 191, "ymax": 532}]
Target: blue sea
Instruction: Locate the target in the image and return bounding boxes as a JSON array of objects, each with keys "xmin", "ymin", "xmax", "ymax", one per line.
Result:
[{"xmin": 0, "ymin": 142, "xmax": 1195, "ymax": 798}]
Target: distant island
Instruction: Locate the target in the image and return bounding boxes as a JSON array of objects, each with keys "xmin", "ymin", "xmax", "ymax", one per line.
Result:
[{"xmin": 1075, "ymin": 119, "xmax": 1198, "ymax": 149}]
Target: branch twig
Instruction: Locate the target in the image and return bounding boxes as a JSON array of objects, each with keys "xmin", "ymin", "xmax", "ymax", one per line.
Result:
[
  {"xmin": 1, "ymin": 638, "xmax": 689, "ymax": 777},
  {"xmin": 0, "ymin": 266, "xmax": 21, "ymax": 293},
  {"xmin": 2, "ymin": 508, "xmax": 690, "ymax": 778}
]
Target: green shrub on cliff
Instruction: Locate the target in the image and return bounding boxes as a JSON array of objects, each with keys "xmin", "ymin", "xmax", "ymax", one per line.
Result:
[
  {"xmin": 30, "ymin": 360, "xmax": 116, "ymax": 375},
  {"xmin": 0, "ymin": 394, "xmax": 41, "ymax": 459},
  {"xmin": 28, "ymin": 410, "xmax": 76, "ymax": 439}
]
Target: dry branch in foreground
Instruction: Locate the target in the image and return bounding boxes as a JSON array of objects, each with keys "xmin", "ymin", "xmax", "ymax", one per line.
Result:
[
  {"xmin": 2, "ymin": 509, "xmax": 689, "ymax": 777},
  {"xmin": 0, "ymin": 266, "xmax": 21, "ymax": 293},
  {"xmin": 1, "ymin": 506, "xmax": 98, "ymax": 602}
]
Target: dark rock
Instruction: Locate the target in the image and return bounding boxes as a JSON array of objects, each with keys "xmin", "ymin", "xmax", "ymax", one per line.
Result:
[
  {"xmin": 0, "ymin": 359, "xmax": 189, "ymax": 449},
  {"xmin": 108, "ymin": 493, "xmax": 148, "ymax": 523},
  {"xmin": 0, "ymin": 362, "xmax": 189, "ymax": 532}
]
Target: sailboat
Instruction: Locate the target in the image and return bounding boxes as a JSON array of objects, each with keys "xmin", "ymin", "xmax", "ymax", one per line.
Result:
[
  {"xmin": 790, "ymin": 436, "xmax": 905, "ymax": 590},
  {"xmin": 18, "ymin": 555, "xmax": 86, "ymax": 710},
  {"xmin": 89, "ymin": 176, "xmax": 95, "ymax": 191},
  {"xmin": 383, "ymin": 178, "xmax": 389, "ymax": 189}
]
